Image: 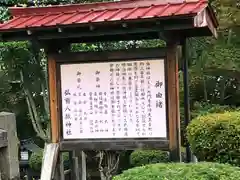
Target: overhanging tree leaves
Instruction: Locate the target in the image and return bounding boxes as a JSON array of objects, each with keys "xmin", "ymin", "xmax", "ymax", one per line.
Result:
[{"xmin": 0, "ymin": 41, "xmax": 50, "ymax": 141}]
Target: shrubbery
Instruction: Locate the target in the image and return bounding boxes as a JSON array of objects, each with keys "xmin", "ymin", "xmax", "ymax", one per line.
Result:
[
  {"xmin": 187, "ymin": 111, "xmax": 240, "ymax": 166},
  {"xmin": 130, "ymin": 150, "xmax": 169, "ymax": 167},
  {"xmin": 29, "ymin": 149, "xmax": 69, "ymax": 171},
  {"xmin": 114, "ymin": 162, "xmax": 240, "ymax": 180},
  {"xmin": 29, "ymin": 150, "xmax": 43, "ymax": 171},
  {"xmin": 180, "ymin": 101, "xmax": 234, "ymax": 146},
  {"xmin": 190, "ymin": 102, "xmax": 234, "ymax": 119}
]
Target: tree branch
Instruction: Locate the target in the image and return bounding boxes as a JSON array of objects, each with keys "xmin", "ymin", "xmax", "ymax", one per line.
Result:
[
  {"xmin": 41, "ymin": 82, "xmax": 49, "ymax": 116},
  {"xmin": 20, "ymin": 70, "xmax": 49, "ymax": 141},
  {"xmin": 25, "ymin": 87, "xmax": 48, "ymax": 140},
  {"xmin": 98, "ymin": 151, "xmax": 107, "ymax": 180},
  {"xmin": 25, "ymin": 90, "xmax": 41, "ymax": 137},
  {"xmin": 110, "ymin": 153, "xmax": 120, "ymax": 174}
]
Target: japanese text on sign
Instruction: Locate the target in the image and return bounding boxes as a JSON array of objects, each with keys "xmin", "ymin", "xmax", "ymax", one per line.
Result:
[{"xmin": 60, "ymin": 59, "xmax": 167, "ymax": 139}]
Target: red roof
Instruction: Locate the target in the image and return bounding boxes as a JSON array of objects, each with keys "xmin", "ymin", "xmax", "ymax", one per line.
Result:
[{"xmin": 0, "ymin": 0, "xmax": 217, "ymax": 32}]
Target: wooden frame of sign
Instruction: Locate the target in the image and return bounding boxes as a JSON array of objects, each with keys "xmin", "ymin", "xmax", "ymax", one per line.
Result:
[{"xmin": 47, "ymin": 46, "xmax": 181, "ymax": 161}]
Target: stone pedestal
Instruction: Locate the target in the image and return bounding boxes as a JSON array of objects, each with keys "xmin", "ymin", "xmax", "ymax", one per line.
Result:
[{"xmin": 0, "ymin": 112, "xmax": 20, "ymax": 180}]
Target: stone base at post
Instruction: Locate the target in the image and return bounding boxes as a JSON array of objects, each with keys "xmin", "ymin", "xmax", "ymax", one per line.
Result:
[{"xmin": 0, "ymin": 112, "xmax": 20, "ymax": 180}]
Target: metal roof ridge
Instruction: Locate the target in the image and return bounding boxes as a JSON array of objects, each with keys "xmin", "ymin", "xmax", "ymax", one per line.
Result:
[{"xmin": 9, "ymin": 0, "xmax": 207, "ymax": 17}]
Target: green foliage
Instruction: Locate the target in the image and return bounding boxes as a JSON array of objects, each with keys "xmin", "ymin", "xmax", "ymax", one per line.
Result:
[
  {"xmin": 71, "ymin": 39, "xmax": 165, "ymax": 52},
  {"xmin": 0, "ymin": 42, "xmax": 31, "ymax": 80},
  {"xmin": 130, "ymin": 150, "xmax": 169, "ymax": 167},
  {"xmin": 206, "ymin": 43, "xmax": 240, "ymax": 70},
  {"xmin": 29, "ymin": 150, "xmax": 69, "ymax": 171},
  {"xmin": 114, "ymin": 162, "xmax": 240, "ymax": 180},
  {"xmin": 185, "ymin": 35, "xmax": 240, "ymax": 106},
  {"xmin": 0, "ymin": 7, "xmax": 10, "ymax": 22},
  {"xmin": 191, "ymin": 102, "xmax": 234, "ymax": 119},
  {"xmin": 211, "ymin": 0, "xmax": 240, "ymax": 28},
  {"xmin": 117, "ymin": 151, "xmax": 133, "ymax": 174},
  {"xmin": 187, "ymin": 111, "xmax": 240, "ymax": 166},
  {"xmin": 180, "ymin": 100, "xmax": 234, "ymax": 146},
  {"xmin": 29, "ymin": 150, "xmax": 43, "ymax": 171},
  {"xmin": 71, "ymin": 43, "xmax": 98, "ymax": 52}
]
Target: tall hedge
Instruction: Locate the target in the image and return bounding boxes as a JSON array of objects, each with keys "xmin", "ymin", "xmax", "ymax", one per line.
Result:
[
  {"xmin": 114, "ymin": 162, "xmax": 240, "ymax": 180},
  {"xmin": 187, "ymin": 111, "xmax": 240, "ymax": 165}
]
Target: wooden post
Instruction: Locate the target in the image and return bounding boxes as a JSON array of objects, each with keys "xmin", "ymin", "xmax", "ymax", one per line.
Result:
[
  {"xmin": 54, "ymin": 152, "xmax": 65, "ymax": 180},
  {"xmin": 166, "ymin": 39, "xmax": 181, "ymax": 162},
  {"xmin": 59, "ymin": 152, "xmax": 65, "ymax": 180},
  {"xmin": 45, "ymin": 41, "xmax": 71, "ymax": 180},
  {"xmin": 77, "ymin": 151, "xmax": 87, "ymax": 180},
  {"xmin": 182, "ymin": 38, "xmax": 193, "ymax": 162},
  {"xmin": 72, "ymin": 151, "xmax": 80, "ymax": 180},
  {"xmin": 71, "ymin": 151, "xmax": 87, "ymax": 180},
  {"xmin": 81, "ymin": 152, "xmax": 87, "ymax": 180},
  {"xmin": 46, "ymin": 40, "xmax": 70, "ymax": 143},
  {"xmin": 48, "ymin": 55, "xmax": 59, "ymax": 143}
]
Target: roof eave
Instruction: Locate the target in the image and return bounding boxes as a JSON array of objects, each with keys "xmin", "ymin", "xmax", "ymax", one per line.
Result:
[
  {"xmin": 0, "ymin": 15, "xmax": 215, "ymax": 43},
  {"xmin": 0, "ymin": 15, "xmax": 188, "ymax": 34},
  {"xmin": 193, "ymin": 7, "xmax": 218, "ymax": 38}
]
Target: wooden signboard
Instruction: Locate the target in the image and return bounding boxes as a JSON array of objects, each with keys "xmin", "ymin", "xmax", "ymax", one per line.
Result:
[
  {"xmin": 49, "ymin": 48, "xmax": 179, "ymax": 152},
  {"xmin": 60, "ymin": 58, "xmax": 166, "ymax": 139}
]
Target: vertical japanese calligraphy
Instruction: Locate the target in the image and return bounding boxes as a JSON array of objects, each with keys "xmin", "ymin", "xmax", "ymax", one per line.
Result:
[{"xmin": 60, "ymin": 59, "xmax": 166, "ymax": 139}]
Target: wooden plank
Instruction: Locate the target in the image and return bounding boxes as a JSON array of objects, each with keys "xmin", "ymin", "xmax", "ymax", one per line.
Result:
[
  {"xmin": 60, "ymin": 139, "xmax": 169, "ymax": 151},
  {"xmin": 76, "ymin": 151, "xmax": 87, "ymax": 180},
  {"xmin": 166, "ymin": 40, "xmax": 181, "ymax": 162},
  {"xmin": 72, "ymin": 151, "xmax": 80, "ymax": 180},
  {"xmin": 48, "ymin": 55, "xmax": 59, "ymax": 143},
  {"xmin": 40, "ymin": 143, "xmax": 59, "ymax": 180},
  {"xmin": 54, "ymin": 152, "xmax": 65, "ymax": 180},
  {"xmin": 36, "ymin": 19, "xmax": 193, "ymax": 41},
  {"xmin": 80, "ymin": 152, "xmax": 87, "ymax": 180},
  {"xmin": 54, "ymin": 47, "xmax": 167, "ymax": 63},
  {"xmin": 59, "ymin": 152, "xmax": 65, "ymax": 180}
]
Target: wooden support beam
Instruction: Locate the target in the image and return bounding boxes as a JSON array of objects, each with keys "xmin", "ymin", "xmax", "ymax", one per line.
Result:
[
  {"xmin": 166, "ymin": 39, "xmax": 181, "ymax": 162},
  {"xmin": 77, "ymin": 151, "xmax": 87, "ymax": 180},
  {"xmin": 72, "ymin": 151, "xmax": 80, "ymax": 180},
  {"xmin": 59, "ymin": 152, "xmax": 65, "ymax": 180},
  {"xmin": 45, "ymin": 41, "xmax": 70, "ymax": 143},
  {"xmin": 48, "ymin": 55, "xmax": 59, "ymax": 143},
  {"xmin": 45, "ymin": 41, "xmax": 71, "ymax": 180},
  {"xmin": 181, "ymin": 38, "xmax": 193, "ymax": 162}
]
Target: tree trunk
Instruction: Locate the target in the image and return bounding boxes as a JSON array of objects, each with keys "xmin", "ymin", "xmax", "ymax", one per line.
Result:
[
  {"xmin": 219, "ymin": 78, "xmax": 227, "ymax": 104},
  {"xmin": 20, "ymin": 70, "xmax": 49, "ymax": 141},
  {"xmin": 203, "ymin": 75, "xmax": 208, "ymax": 102},
  {"xmin": 227, "ymin": 29, "xmax": 232, "ymax": 45},
  {"xmin": 98, "ymin": 151, "xmax": 120, "ymax": 180}
]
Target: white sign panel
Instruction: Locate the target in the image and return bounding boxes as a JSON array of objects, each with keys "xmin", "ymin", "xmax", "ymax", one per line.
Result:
[{"xmin": 60, "ymin": 59, "xmax": 167, "ymax": 139}]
